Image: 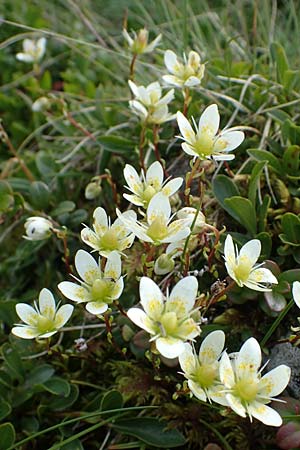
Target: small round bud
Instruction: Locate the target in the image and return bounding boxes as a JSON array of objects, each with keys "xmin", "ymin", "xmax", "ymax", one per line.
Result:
[
  {"xmin": 24, "ymin": 216, "xmax": 52, "ymax": 241},
  {"xmin": 32, "ymin": 96, "xmax": 50, "ymax": 112},
  {"xmin": 85, "ymin": 181, "xmax": 102, "ymax": 200},
  {"xmin": 154, "ymin": 254, "xmax": 175, "ymax": 275},
  {"xmin": 177, "ymin": 207, "xmax": 206, "ymax": 233}
]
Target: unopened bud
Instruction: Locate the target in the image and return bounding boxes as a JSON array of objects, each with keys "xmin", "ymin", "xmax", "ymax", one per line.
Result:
[
  {"xmin": 24, "ymin": 216, "xmax": 52, "ymax": 241},
  {"xmin": 154, "ymin": 254, "xmax": 175, "ymax": 275},
  {"xmin": 85, "ymin": 181, "xmax": 102, "ymax": 200}
]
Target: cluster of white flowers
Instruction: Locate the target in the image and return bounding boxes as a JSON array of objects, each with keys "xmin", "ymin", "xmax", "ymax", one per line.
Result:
[{"xmin": 14, "ymin": 30, "xmax": 296, "ymax": 429}]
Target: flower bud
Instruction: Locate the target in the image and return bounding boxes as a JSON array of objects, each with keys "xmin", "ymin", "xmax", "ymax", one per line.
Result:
[
  {"xmin": 85, "ymin": 181, "xmax": 102, "ymax": 200},
  {"xmin": 32, "ymin": 96, "xmax": 50, "ymax": 112},
  {"xmin": 154, "ymin": 254, "xmax": 175, "ymax": 275},
  {"xmin": 177, "ymin": 207, "xmax": 206, "ymax": 233},
  {"xmin": 24, "ymin": 216, "xmax": 52, "ymax": 241}
]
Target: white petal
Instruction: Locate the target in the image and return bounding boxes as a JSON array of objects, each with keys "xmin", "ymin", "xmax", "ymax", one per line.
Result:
[
  {"xmin": 11, "ymin": 326, "xmax": 39, "ymax": 339},
  {"xmin": 104, "ymin": 251, "xmax": 122, "ymax": 280},
  {"xmin": 247, "ymin": 401, "xmax": 283, "ymax": 426},
  {"xmin": 236, "ymin": 337, "xmax": 261, "ymax": 379},
  {"xmin": 127, "ymin": 307, "xmax": 155, "ymax": 334},
  {"xmin": 123, "ymin": 193, "xmax": 144, "ymax": 206},
  {"xmin": 23, "ymin": 39, "xmax": 35, "ymax": 53},
  {"xmin": 239, "ymin": 239, "xmax": 261, "ymax": 266},
  {"xmin": 58, "ymin": 281, "xmax": 90, "ymax": 303},
  {"xmin": 36, "ymin": 37, "xmax": 46, "ymax": 58},
  {"xmin": 209, "ymin": 385, "xmax": 229, "ymax": 406},
  {"xmin": 226, "ymin": 393, "xmax": 246, "ymax": 418},
  {"xmin": 16, "ymin": 303, "xmax": 38, "ymax": 325},
  {"xmin": 224, "ymin": 234, "xmax": 236, "ymax": 265},
  {"xmin": 157, "ymin": 89, "xmax": 174, "ymax": 106},
  {"xmin": 146, "ymin": 161, "xmax": 164, "ymax": 189},
  {"xmin": 144, "ymin": 34, "xmax": 162, "ymax": 53},
  {"xmin": 163, "ymin": 220, "xmax": 190, "ymax": 243},
  {"xmin": 219, "ymin": 352, "xmax": 235, "ymax": 388},
  {"xmin": 112, "ymin": 210, "xmax": 137, "ymax": 238},
  {"xmin": 248, "ymin": 268, "xmax": 278, "ymax": 286},
  {"xmin": 164, "ymin": 50, "xmax": 179, "ymax": 74},
  {"xmin": 167, "ymin": 276, "xmax": 198, "ymax": 317},
  {"xmin": 147, "ymin": 193, "xmax": 171, "ymax": 224},
  {"xmin": 243, "ymin": 281, "xmax": 272, "ymax": 292},
  {"xmin": 110, "ymin": 278, "xmax": 124, "ymax": 299},
  {"xmin": 75, "ymin": 249, "xmax": 99, "ymax": 284},
  {"xmin": 128, "ymin": 80, "xmax": 140, "ymax": 98},
  {"xmin": 176, "ymin": 111, "xmax": 195, "ymax": 144},
  {"xmin": 54, "ymin": 304, "xmax": 74, "ymax": 328},
  {"xmin": 178, "ymin": 343, "xmax": 195, "ymax": 374},
  {"xmin": 122, "ymin": 29, "xmax": 134, "ymax": 46},
  {"xmin": 181, "ymin": 142, "xmax": 198, "ymax": 157},
  {"xmin": 38, "ymin": 288, "xmax": 56, "ymax": 320},
  {"xmin": 16, "ymin": 53, "xmax": 34, "ymax": 63},
  {"xmin": 162, "ymin": 177, "xmax": 183, "ymax": 196},
  {"xmin": 162, "ymin": 74, "xmax": 183, "ymax": 87},
  {"xmin": 93, "ymin": 207, "xmax": 108, "ymax": 234},
  {"xmin": 259, "ymin": 365, "xmax": 291, "ymax": 398},
  {"xmin": 139, "ymin": 277, "xmax": 164, "ymax": 320},
  {"xmin": 86, "ymin": 302, "xmax": 108, "ymax": 315},
  {"xmin": 124, "ymin": 164, "xmax": 143, "ymax": 195},
  {"xmin": 184, "ymin": 76, "xmax": 201, "ymax": 87},
  {"xmin": 129, "ymin": 100, "xmax": 148, "ymax": 119},
  {"xmin": 188, "ymin": 380, "xmax": 206, "ymax": 401},
  {"xmin": 199, "ymin": 104, "xmax": 219, "ymax": 136},
  {"xmin": 199, "ymin": 330, "xmax": 225, "ymax": 365},
  {"xmin": 215, "ymin": 131, "xmax": 245, "ymax": 152},
  {"xmin": 213, "ymin": 154, "xmax": 235, "ymax": 161},
  {"xmin": 293, "ymin": 281, "xmax": 300, "ymax": 308},
  {"xmin": 156, "ymin": 336, "xmax": 185, "ymax": 358}
]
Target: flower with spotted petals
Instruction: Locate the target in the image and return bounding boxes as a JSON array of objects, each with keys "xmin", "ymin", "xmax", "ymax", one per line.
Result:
[
  {"xmin": 224, "ymin": 234, "xmax": 278, "ymax": 292},
  {"xmin": 219, "ymin": 337, "xmax": 291, "ymax": 426},
  {"xmin": 127, "ymin": 276, "xmax": 200, "ymax": 359},
  {"xmin": 58, "ymin": 250, "xmax": 123, "ymax": 316},
  {"xmin": 163, "ymin": 50, "xmax": 205, "ymax": 88},
  {"xmin": 179, "ymin": 330, "xmax": 228, "ymax": 406},
  {"xmin": 81, "ymin": 207, "xmax": 136, "ymax": 257},
  {"xmin": 123, "ymin": 161, "xmax": 182, "ymax": 208},
  {"xmin": 117, "ymin": 192, "xmax": 190, "ymax": 245},
  {"xmin": 176, "ymin": 104, "xmax": 245, "ymax": 161},
  {"xmin": 12, "ymin": 288, "xmax": 73, "ymax": 339}
]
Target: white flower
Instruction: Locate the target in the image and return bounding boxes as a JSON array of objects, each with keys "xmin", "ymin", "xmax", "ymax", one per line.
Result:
[
  {"xmin": 162, "ymin": 50, "xmax": 205, "ymax": 88},
  {"xmin": 219, "ymin": 337, "xmax": 291, "ymax": 426},
  {"xmin": 58, "ymin": 250, "xmax": 123, "ymax": 315},
  {"xmin": 179, "ymin": 330, "xmax": 228, "ymax": 405},
  {"xmin": 292, "ymin": 281, "xmax": 300, "ymax": 308},
  {"xmin": 81, "ymin": 207, "xmax": 136, "ymax": 257},
  {"xmin": 129, "ymin": 81, "xmax": 175, "ymax": 125},
  {"xmin": 123, "ymin": 161, "xmax": 182, "ymax": 208},
  {"xmin": 16, "ymin": 37, "xmax": 46, "ymax": 63},
  {"xmin": 224, "ymin": 234, "xmax": 278, "ymax": 292},
  {"xmin": 177, "ymin": 207, "xmax": 206, "ymax": 233},
  {"xmin": 127, "ymin": 276, "xmax": 201, "ymax": 358},
  {"xmin": 32, "ymin": 96, "xmax": 50, "ymax": 112},
  {"xmin": 117, "ymin": 192, "xmax": 191, "ymax": 245},
  {"xmin": 123, "ymin": 28, "xmax": 161, "ymax": 54},
  {"xmin": 176, "ymin": 105, "xmax": 245, "ymax": 161},
  {"xmin": 12, "ymin": 288, "xmax": 73, "ymax": 339},
  {"xmin": 24, "ymin": 216, "xmax": 52, "ymax": 241}
]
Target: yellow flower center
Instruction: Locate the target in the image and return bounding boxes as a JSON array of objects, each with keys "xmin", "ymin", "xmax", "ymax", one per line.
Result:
[
  {"xmin": 142, "ymin": 185, "xmax": 156, "ymax": 205},
  {"xmin": 147, "ymin": 216, "xmax": 168, "ymax": 242},
  {"xmin": 91, "ymin": 279, "xmax": 114, "ymax": 302},
  {"xmin": 234, "ymin": 256, "xmax": 253, "ymax": 283},
  {"xmin": 234, "ymin": 377, "xmax": 258, "ymax": 402},
  {"xmin": 36, "ymin": 316, "xmax": 55, "ymax": 334},
  {"xmin": 157, "ymin": 311, "xmax": 178, "ymax": 336},
  {"xmin": 193, "ymin": 130, "xmax": 215, "ymax": 157},
  {"xmin": 193, "ymin": 363, "xmax": 217, "ymax": 388},
  {"xmin": 100, "ymin": 229, "xmax": 119, "ymax": 251}
]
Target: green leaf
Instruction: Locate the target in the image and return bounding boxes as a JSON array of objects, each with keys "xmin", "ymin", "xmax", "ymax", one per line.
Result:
[
  {"xmin": 26, "ymin": 364, "xmax": 55, "ymax": 388},
  {"xmin": 48, "ymin": 384, "xmax": 79, "ymax": 411},
  {"xmin": 97, "ymin": 135, "xmax": 135, "ymax": 154},
  {"xmin": 282, "ymin": 120, "xmax": 300, "ymax": 145},
  {"xmin": 0, "ymin": 423, "xmax": 15, "ymax": 450},
  {"xmin": 42, "ymin": 377, "xmax": 71, "ymax": 397},
  {"xmin": 212, "ymin": 174, "xmax": 241, "ymax": 222},
  {"xmin": 0, "ymin": 398, "xmax": 12, "ymax": 421},
  {"xmin": 21, "ymin": 416, "xmax": 39, "ymax": 434},
  {"xmin": 280, "ymin": 213, "xmax": 300, "ymax": 246},
  {"xmin": 248, "ymin": 161, "xmax": 266, "ymax": 205},
  {"xmin": 283, "ymin": 145, "xmax": 300, "ymax": 177},
  {"xmin": 247, "ymin": 148, "xmax": 281, "ymax": 173},
  {"xmin": 270, "ymin": 42, "xmax": 289, "ymax": 83},
  {"xmin": 1, "ymin": 344, "xmax": 24, "ymax": 381},
  {"xmin": 29, "ymin": 181, "xmax": 51, "ymax": 209},
  {"xmin": 264, "ymin": 291, "xmax": 286, "ymax": 313},
  {"xmin": 112, "ymin": 417, "xmax": 186, "ymax": 448},
  {"xmin": 36, "ymin": 151, "xmax": 58, "ymax": 177},
  {"xmin": 51, "ymin": 201, "xmax": 76, "ymax": 217},
  {"xmin": 0, "ymin": 194, "xmax": 14, "ymax": 212},
  {"xmin": 101, "ymin": 390, "xmax": 123, "ymax": 413},
  {"xmin": 59, "ymin": 439, "xmax": 84, "ymax": 450},
  {"xmin": 224, "ymin": 196, "xmax": 257, "ymax": 235},
  {"xmin": 279, "ymin": 269, "xmax": 300, "ymax": 284},
  {"xmin": 40, "ymin": 70, "xmax": 52, "ymax": 90},
  {"xmin": 256, "ymin": 232, "xmax": 272, "ymax": 259},
  {"xmin": 258, "ymin": 194, "xmax": 271, "ymax": 233}
]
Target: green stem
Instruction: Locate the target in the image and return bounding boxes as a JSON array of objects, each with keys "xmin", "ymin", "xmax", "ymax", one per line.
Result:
[
  {"xmin": 260, "ymin": 299, "xmax": 294, "ymax": 348},
  {"xmin": 180, "ymin": 200, "xmax": 202, "ymax": 274},
  {"xmin": 199, "ymin": 419, "xmax": 234, "ymax": 450}
]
